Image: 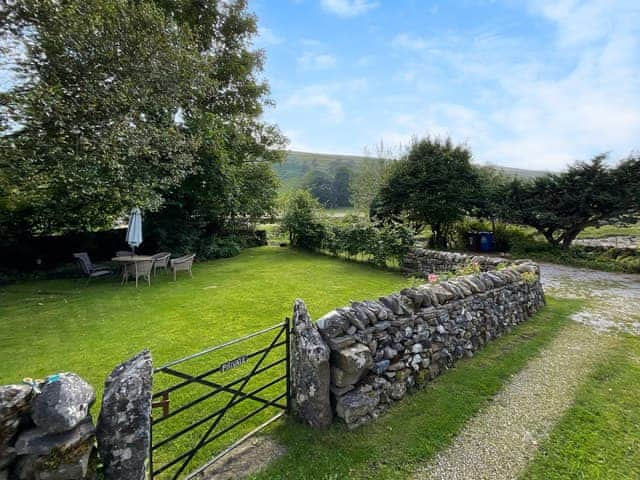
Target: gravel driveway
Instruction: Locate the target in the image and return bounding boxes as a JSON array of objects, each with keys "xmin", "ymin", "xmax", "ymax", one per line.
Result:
[
  {"xmin": 416, "ymin": 262, "xmax": 640, "ymax": 480},
  {"xmin": 539, "ymin": 262, "xmax": 640, "ymax": 335}
]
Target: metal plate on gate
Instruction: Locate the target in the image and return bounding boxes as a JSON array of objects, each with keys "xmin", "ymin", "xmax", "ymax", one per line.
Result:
[{"xmin": 219, "ymin": 355, "xmax": 247, "ymax": 372}]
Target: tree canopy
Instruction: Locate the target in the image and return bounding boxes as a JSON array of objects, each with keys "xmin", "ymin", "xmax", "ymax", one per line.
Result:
[
  {"xmin": 0, "ymin": 0, "xmax": 285, "ymax": 245},
  {"xmin": 504, "ymin": 154, "xmax": 640, "ymax": 248},
  {"xmin": 372, "ymin": 137, "xmax": 481, "ymax": 248}
]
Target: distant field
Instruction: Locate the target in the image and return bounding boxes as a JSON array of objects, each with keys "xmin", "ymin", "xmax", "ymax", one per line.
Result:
[
  {"xmin": 578, "ymin": 223, "xmax": 640, "ymax": 239},
  {"xmin": 274, "ymin": 150, "xmax": 548, "ymax": 191}
]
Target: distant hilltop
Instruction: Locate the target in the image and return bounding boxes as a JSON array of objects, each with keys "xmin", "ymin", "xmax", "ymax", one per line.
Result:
[{"xmin": 275, "ymin": 150, "xmax": 548, "ymax": 190}]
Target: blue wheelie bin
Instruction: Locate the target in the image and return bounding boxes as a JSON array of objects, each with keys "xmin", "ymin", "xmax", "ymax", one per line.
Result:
[{"xmin": 479, "ymin": 231, "xmax": 494, "ymax": 253}]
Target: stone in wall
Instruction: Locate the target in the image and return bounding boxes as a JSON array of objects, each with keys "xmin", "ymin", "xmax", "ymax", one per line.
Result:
[
  {"xmin": 97, "ymin": 350, "xmax": 153, "ymax": 480},
  {"xmin": 0, "ymin": 385, "xmax": 32, "ymax": 470},
  {"xmin": 401, "ymin": 248, "xmax": 509, "ymax": 277},
  {"xmin": 2, "ymin": 374, "xmax": 98, "ymax": 480},
  {"xmin": 291, "ymin": 300, "xmax": 332, "ymax": 428},
  {"xmin": 313, "ymin": 263, "xmax": 545, "ymax": 429},
  {"xmin": 13, "ymin": 418, "xmax": 96, "ymax": 480},
  {"xmin": 31, "ymin": 373, "xmax": 95, "ymax": 434}
]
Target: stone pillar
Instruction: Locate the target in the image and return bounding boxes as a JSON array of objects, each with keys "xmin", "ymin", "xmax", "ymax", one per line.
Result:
[
  {"xmin": 97, "ymin": 350, "xmax": 152, "ymax": 480},
  {"xmin": 290, "ymin": 299, "xmax": 332, "ymax": 428}
]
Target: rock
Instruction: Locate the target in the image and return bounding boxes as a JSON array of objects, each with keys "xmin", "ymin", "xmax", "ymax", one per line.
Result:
[
  {"xmin": 0, "ymin": 384, "xmax": 32, "ymax": 451},
  {"xmin": 389, "ymin": 382, "xmax": 407, "ymax": 400},
  {"xmin": 383, "ymin": 347, "xmax": 398, "ymax": 360},
  {"xmin": 288, "ymin": 300, "xmax": 332, "ymax": 429},
  {"xmin": 411, "ymin": 343, "xmax": 423, "ymax": 353},
  {"xmin": 31, "ymin": 373, "xmax": 95, "ymax": 435},
  {"xmin": 372, "ymin": 360, "xmax": 390, "ymax": 375},
  {"xmin": 316, "ymin": 310, "xmax": 349, "ymax": 338},
  {"xmin": 13, "ymin": 446, "xmax": 95, "ymax": 480},
  {"xmin": 387, "ymin": 361, "xmax": 405, "ymax": 372},
  {"xmin": 326, "ymin": 336, "xmax": 355, "ymax": 351},
  {"xmin": 330, "ymin": 384, "xmax": 354, "ymax": 396},
  {"xmin": 13, "ymin": 419, "xmax": 96, "ymax": 480},
  {"xmin": 331, "ymin": 366, "xmax": 363, "ymax": 388},
  {"xmin": 97, "ymin": 350, "xmax": 153, "ymax": 480},
  {"xmin": 14, "ymin": 419, "xmax": 95, "ymax": 456},
  {"xmin": 335, "ymin": 390, "xmax": 379, "ymax": 425},
  {"xmin": 330, "ymin": 344, "xmax": 373, "ymax": 376}
]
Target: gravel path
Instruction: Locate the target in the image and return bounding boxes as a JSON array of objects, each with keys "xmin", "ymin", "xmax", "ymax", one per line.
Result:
[
  {"xmin": 415, "ymin": 262, "xmax": 639, "ymax": 480},
  {"xmin": 416, "ymin": 323, "xmax": 612, "ymax": 480},
  {"xmin": 539, "ymin": 262, "xmax": 640, "ymax": 335}
]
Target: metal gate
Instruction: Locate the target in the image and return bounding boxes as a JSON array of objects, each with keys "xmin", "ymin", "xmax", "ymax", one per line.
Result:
[{"xmin": 149, "ymin": 320, "xmax": 290, "ymax": 479}]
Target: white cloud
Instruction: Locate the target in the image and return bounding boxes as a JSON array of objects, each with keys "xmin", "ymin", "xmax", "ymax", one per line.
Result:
[
  {"xmin": 281, "ymin": 79, "xmax": 368, "ymax": 124},
  {"xmin": 256, "ymin": 26, "xmax": 284, "ymax": 46},
  {"xmin": 385, "ymin": 2, "xmax": 640, "ymax": 170},
  {"xmin": 285, "ymin": 92, "xmax": 344, "ymax": 122},
  {"xmin": 320, "ymin": 0, "xmax": 379, "ymax": 17},
  {"xmin": 390, "ymin": 33, "xmax": 430, "ymax": 51},
  {"xmin": 298, "ymin": 52, "xmax": 337, "ymax": 69}
]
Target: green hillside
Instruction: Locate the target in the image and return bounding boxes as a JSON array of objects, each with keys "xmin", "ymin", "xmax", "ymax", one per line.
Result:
[{"xmin": 274, "ymin": 150, "xmax": 548, "ymax": 190}]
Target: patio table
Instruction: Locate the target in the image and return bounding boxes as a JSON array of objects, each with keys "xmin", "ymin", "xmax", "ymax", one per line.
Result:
[{"xmin": 111, "ymin": 255, "xmax": 154, "ymax": 284}]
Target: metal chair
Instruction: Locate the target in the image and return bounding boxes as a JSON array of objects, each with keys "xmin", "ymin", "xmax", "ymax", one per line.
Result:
[
  {"xmin": 73, "ymin": 253, "xmax": 112, "ymax": 282},
  {"xmin": 170, "ymin": 254, "xmax": 195, "ymax": 281},
  {"xmin": 151, "ymin": 252, "xmax": 171, "ymax": 275}
]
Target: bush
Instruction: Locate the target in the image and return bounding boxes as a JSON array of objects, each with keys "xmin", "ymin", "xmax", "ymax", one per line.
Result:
[
  {"xmin": 324, "ymin": 216, "xmax": 414, "ymax": 267},
  {"xmin": 280, "ymin": 190, "xmax": 327, "ymax": 250},
  {"xmin": 452, "ymin": 219, "xmax": 533, "ymax": 252}
]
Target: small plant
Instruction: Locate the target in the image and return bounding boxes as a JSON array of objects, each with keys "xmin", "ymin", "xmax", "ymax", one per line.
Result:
[
  {"xmin": 521, "ymin": 271, "xmax": 538, "ymax": 284},
  {"xmin": 457, "ymin": 261, "xmax": 481, "ymax": 276},
  {"xmin": 496, "ymin": 262, "xmax": 509, "ymax": 271}
]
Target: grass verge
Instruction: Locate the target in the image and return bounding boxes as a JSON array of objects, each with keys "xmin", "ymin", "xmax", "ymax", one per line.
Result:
[
  {"xmin": 523, "ymin": 333, "xmax": 640, "ymax": 480},
  {"xmin": 252, "ymin": 296, "xmax": 581, "ymax": 480}
]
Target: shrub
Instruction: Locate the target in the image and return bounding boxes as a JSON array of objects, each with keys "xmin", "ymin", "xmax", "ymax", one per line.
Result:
[{"xmin": 280, "ymin": 190, "xmax": 327, "ymax": 250}]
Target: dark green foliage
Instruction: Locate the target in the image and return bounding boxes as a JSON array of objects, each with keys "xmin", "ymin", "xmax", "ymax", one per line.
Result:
[
  {"xmin": 1, "ymin": 0, "xmax": 203, "ymax": 234},
  {"xmin": 332, "ymin": 166, "xmax": 352, "ymax": 207},
  {"xmin": 301, "ymin": 170, "xmax": 335, "ymax": 207},
  {"xmin": 281, "ymin": 192, "xmax": 413, "ymax": 265},
  {"xmin": 504, "ymin": 154, "xmax": 640, "ymax": 249},
  {"xmin": 324, "ymin": 217, "xmax": 414, "ymax": 267},
  {"xmin": 280, "ymin": 190, "xmax": 327, "ymax": 250},
  {"xmin": 300, "ymin": 165, "xmax": 353, "ymax": 208},
  {"xmin": 373, "ymin": 137, "xmax": 481, "ymax": 248},
  {"xmin": 1, "ymin": 0, "xmax": 284, "ymax": 254},
  {"xmin": 452, "ymin": 219, "xmax": 531, "ymax": 252}
]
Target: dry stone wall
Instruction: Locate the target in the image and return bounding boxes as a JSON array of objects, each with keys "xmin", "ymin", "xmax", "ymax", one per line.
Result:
[
  {"xmin": 293, "ymin": 262, "xmax": 545, "ymax": 430},
  {"xmin": 0, "ymin": 351, "xmax": 152, "ymax": 480},
  {"xmin": 402, "ymin": 248, "xmax": 511, "ymax": 277}
]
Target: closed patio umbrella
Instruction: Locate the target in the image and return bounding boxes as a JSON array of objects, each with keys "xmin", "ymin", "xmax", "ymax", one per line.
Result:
[{"xmin": 126, "ymin": 207, "xmax": 143, "ymax": 254}]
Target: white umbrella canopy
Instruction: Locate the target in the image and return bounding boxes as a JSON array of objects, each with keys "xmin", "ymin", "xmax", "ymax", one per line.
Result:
[{"xmin": 126, "ymin": 207, "xmax": 143, "ymax": 252}]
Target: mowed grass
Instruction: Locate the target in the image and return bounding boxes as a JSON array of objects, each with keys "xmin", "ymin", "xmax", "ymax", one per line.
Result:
[
  {"xmin": 252, "ymin": 297, "xmax": 582, "ymax": 480},
  {"xmin": 524, "ymin": 333, "xmax": 640, "ymax": 480},
  {"xmin": 0, "ymin": 246, "xmax": 411, "ymax": 477}
]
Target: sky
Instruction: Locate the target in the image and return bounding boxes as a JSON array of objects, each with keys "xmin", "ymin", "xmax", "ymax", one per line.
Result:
[{"xmin": 251, "ymin": 0, "xmax": 640, "ymax": 170}]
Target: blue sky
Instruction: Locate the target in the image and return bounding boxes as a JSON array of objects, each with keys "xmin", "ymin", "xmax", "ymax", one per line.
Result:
[{"xmin": 251, "ymin": 0, "xmax": 640, "ymax": 170}]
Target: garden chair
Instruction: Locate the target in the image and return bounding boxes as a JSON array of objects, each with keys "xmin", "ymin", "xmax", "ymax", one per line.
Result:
[
  {"xmin": 73, "ymin": 253, "xmax": 112, "ymax": 282},
  {"xmin": 170, "ymin": 254, "xmax": 195, "ymax": 281},
  {"xmin": 151, "ymin": 252, "xmax": 171, "ymax": 275},
  {"xmin": 123, "ymin": 259, "xmax": 154, "ymax": 288}
]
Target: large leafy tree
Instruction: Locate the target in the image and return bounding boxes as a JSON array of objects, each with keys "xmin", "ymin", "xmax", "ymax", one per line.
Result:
[
  {"xmin": 372, "ymin": 137, "xmax": 481, "ymax": 248},
  {"xmin": 505, "ymin": 154, "xmax": 640, "ymax": 249},
  {"xmin": 0, "ymin": 0, "xmax": 285, "ymax": 242},
  {"xmin": 0, "ymin": 0, "xmax": 203, "ymax": 234}
]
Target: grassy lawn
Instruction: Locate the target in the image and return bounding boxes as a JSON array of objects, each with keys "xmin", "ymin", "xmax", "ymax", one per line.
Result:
[
  {"xmin": 252, "ymin": 297, "xmax": 581, "ymax": 480},
  {"xmin": 578, "ymin": 222, "xmax": 640, "ymax": 239},
  {"xmin": 523, "ymin": 333, "xmax": 640, "ymax": 480},
  {"xmin": 0, "ymin": 246, "xmax": 411, "ymax": 477}
]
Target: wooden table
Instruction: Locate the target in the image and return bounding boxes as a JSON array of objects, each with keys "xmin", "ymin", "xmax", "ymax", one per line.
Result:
[{"xmin": 111, "ymin": 255, "xmax": 154, "ymax": 285}]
